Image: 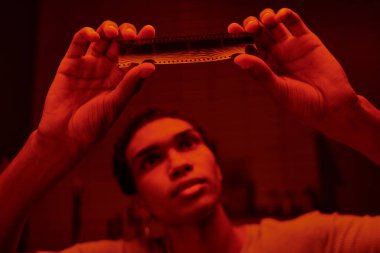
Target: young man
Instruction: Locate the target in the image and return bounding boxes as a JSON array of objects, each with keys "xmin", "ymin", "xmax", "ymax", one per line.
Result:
[{"xmin": 0, "ymin": 7, "xmax": 379, "ymax": 253}]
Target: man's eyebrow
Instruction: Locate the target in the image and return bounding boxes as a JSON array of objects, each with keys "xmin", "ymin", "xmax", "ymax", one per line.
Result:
[
  {"xmin": 173, "ymin": 129, "xmax": 199, "ymax": 141},
  {"xmin": 131, "ymin": 128, "xmax": 198, "ymax": 164}
]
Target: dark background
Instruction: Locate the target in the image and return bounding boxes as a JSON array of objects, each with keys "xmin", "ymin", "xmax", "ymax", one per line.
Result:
[{"xmin": 1, "ymin": 0, "xmax": 380, "ymax": 251}]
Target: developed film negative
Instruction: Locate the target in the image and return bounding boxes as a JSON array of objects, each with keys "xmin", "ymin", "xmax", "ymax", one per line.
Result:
[{"xmin": 118, "ymin": 33, "xmax": 257, "ymax": 67}]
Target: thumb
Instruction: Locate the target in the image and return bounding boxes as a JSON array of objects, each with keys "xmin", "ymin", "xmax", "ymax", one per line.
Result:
[
  {"xmin": 234, "ymin": 54, "xmax": 283, "ymax": 97},
  {"xmin": 109, "ymin": 62, "xmax": 155, "ymax": 108},
  {"xmin": 234, "ymin": 54, "xmax": 276, "ymax": 81}
]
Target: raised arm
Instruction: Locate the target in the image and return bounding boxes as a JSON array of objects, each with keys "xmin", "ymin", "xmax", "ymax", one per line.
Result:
[
  {"xmin": 0, "ymin": 21, "xmax": 155, "ymax": 253},
  {"xmin": 229, "ymin": 8, "xmax": 380, "ymax": 165}
]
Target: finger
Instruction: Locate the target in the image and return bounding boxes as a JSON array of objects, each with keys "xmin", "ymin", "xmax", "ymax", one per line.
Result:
[
  {"xmin": 105, "ymin": 41, "xmax": 119, "ymax": 62},
  {"xmin": 137, "ymin": 25, "xmax": 155, "ymax": 39},
  {"xmin": 227, "ymin": 22, "xmax": 245, "ymax": 33},
  {"xmin": 243, "ymin": 16, "xmax": 261, "ymax": 34},
  {"xmin": 244, "ymin": 16, "xmax": 273, "ymax": 51},
  {"xmin": 87, "ymin": 20, "xmax": 119, "ymax": 57},
  {"xmin": 228, "ymin": 22, "xmax": 244, "ymax": 33},
  {"xmin": 259, "ymin": 9, "xmax": 277, "ymax": 28},
  {"xmin": 105, "ymin": 22, "xmax": 137, "ymax": 62},
  {"xmin": 119, "ymin": 23, "xmax": 138, "ymax": 40},
  {"xmin": 65, "ymin": 27, "xmax": 100, "ymax": 58},
  {"xmin": 276, "ymin": 8, "xmax": 311, "ymax": 37},
  {"xmin": 108, "ymin": 62, "xmax": 155, "ymax": 108},
  {"xmin": 260, "ymin": 8, "xmax": 292, "ymax": 43},
  {"xmin": 234, "ymin": 54, "xmax": 283, "ymax": 97},
  {"xmin": 108, "ymin": 24, "xmax": 150, "ymax": 64}
]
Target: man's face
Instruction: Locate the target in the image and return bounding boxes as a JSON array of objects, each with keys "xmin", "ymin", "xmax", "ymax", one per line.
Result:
[{"xmin": 126, "ymin": 117, "xmax": 222, "ymax": 225}]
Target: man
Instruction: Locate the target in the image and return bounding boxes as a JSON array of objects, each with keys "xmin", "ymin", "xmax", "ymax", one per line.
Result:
[{"xmin": 0, "ymin": 7, "xmax": 379, "ymax": 253}]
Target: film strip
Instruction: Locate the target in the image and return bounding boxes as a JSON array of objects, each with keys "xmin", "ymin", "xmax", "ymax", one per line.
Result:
[{"xmin": 118, "ymin": 33, "xmax": 256, "ymax": 67}]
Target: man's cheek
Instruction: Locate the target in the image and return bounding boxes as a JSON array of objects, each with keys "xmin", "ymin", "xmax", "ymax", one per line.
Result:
[{"xmin": 139, "ymin": 178, "xmax": 167, "ymax": 200}]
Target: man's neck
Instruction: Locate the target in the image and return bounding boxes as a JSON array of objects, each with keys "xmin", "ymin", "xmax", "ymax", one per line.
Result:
[{"xmin": 161, "ymin": 205, "xmax": 246, "ymax": 253}]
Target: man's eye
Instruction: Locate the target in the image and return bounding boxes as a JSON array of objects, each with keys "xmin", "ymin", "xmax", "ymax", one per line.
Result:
[
  {"xmin": 178, "ymin": 136, "xmax": 199, "ymax": 150},
  {"xmin": 140, "ymin": 154, "xmax": 162, "ymax": 170}
]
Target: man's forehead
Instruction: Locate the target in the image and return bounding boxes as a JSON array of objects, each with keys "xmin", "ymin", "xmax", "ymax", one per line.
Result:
[{"xmin": 126, "ymin": 117, "xmax": 194, "ymax": 158}]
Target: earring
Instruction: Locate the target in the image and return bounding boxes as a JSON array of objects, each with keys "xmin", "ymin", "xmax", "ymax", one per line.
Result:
[
  {"xmin": 143, "ymin": 215, "xmax": 163, "ymax": 239},
  {"xmin": 144, "ymin": 217, "xmax": 151, "ymax": 237}
]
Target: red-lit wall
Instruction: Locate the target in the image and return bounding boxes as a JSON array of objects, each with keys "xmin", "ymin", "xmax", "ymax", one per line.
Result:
[{"xmin": 4, "ymin": 0, "xmax": 380, "ymax": 251}]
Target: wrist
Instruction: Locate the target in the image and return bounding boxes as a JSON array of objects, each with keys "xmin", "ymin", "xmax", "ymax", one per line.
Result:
[
  {"xmin": 0, "ymin": 130, "xmax": 87, "ymax": 218},
  {"xmin": 318, "ymin": 95, "xmax": 380, "ymax": 165},
  {"xmin": 33, "ymin": 128, "xmax": 86, "ymax": 159}
]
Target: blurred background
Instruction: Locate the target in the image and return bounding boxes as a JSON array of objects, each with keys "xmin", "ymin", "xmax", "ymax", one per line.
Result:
[{"xmin": 1, "ymin": 0, "xmax": 380, "ymax": 251}]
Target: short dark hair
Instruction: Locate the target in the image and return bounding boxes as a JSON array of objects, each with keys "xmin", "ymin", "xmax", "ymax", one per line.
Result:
[{"xmin": 113, "ymin": 108, "xmax": 219, "ymax": 195}]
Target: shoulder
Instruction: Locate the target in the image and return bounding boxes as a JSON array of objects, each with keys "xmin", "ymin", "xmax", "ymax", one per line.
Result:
[
  {"xmin": 247, "ymin": 211, "xmax": 380, "ymax": 233},
  {"xmin": 242, "ymin": 211, "xmax": 332, "ymax": 238},
  {"xmin": 241, "ymin": 211, "xmax": 380, "ymax": 253}
]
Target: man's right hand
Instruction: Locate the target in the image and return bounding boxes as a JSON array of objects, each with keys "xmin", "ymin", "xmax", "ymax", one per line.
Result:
[
  {"xmin": 37, "ymin": 21, "xmax": 155, "ymax": 151},
  {"xmin": 0, "ymin": 21, "xmax": 157, "ymax": 253}
]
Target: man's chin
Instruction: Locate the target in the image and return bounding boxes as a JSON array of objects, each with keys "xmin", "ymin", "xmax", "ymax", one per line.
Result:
[{"xmin": 168, "ymin": 194, "xmax": 220, "ymax": 225}]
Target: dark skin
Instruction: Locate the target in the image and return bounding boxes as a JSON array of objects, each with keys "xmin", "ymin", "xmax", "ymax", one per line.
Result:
[
  {"xmin": 0, "ymin": 7, "xmax": 379, "ymax": 253},
  {"xmin": 230, "ymin": 8, "xmax": 356, "ymax": 127},
  {"xmin": 229, "ymin": 8, "xmax": 380, "ymax": 165},
  {"xmin": 38, "ymin": 21, "xmax": 156, "ymax": 149},
  {"xmin": 0, "ymin": 21, "xmax": 156, "ymax": 253}
]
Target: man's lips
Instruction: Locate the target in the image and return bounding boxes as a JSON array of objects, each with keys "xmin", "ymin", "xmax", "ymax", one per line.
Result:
[{"xmin": 170, "ymin": 177, "xmax": 208, "ymax": 198}]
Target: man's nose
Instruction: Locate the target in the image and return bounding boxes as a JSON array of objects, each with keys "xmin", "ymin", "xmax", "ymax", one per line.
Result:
[{"xmin": 167, "ymin": 149, "xmax": 193, "ymax": 180}]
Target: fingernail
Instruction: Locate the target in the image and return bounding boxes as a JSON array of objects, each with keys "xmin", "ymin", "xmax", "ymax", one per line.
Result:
[
  {"xmin": 246, "ymin": 20, "xmax": 258, "ymax": 33},
  {"xmin": 106, "ymin": 25, "xmax": 118, "ymax": 37},
  {"xmin": 87, "ymin": 28, "xmax": 100, "ymax": 40},
  {"xmin": 263, "ymin": 11, "xmax": 272, "ymax": 17},
  {"xmin": 124, "ymin": 28, "xmax": 137, "ymax": 40},
  {"xmin": 234, "ymin": 55, "xmax": 252, "ymax": 69},
  {"xmin": 107, "ymin": 24, "xmax": 117, "ymax": 30},
  {"xmin": 247, "ymin": 20, "xmax": 256, "ymax": 26}
]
